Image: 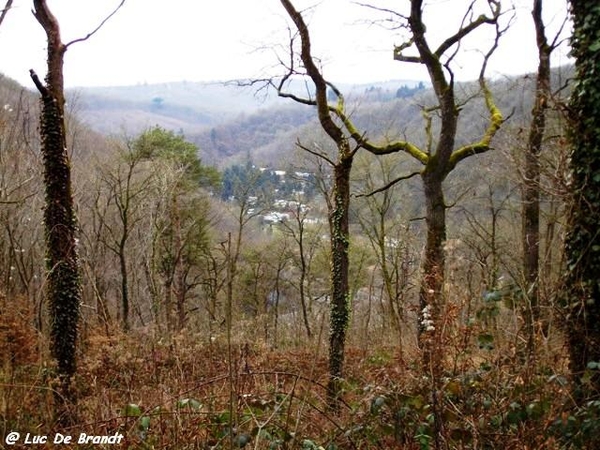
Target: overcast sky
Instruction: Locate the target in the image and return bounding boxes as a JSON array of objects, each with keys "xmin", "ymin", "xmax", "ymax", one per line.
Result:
[{"xmin": 0, "ymin": 0, "xmax": 570, "ymax": 88}]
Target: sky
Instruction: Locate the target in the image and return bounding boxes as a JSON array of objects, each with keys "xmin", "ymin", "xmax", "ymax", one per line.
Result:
[{"xmin": 0, "ymin": 0, "xmax": 571, "ymax": 89}]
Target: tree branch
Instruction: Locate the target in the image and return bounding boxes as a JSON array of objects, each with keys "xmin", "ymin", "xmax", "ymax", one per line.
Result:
[
  {"xmin": 276, "ymin": 0, "xmax": 430, "ymax": 168},
  {"xmin": 65, "ymin": 0, "xmax": 126, "ymax": 48},
  {"xmin": 393, "ymin": 38, "xmax": 421, "ymax": 63},
  {"xmin": 334, "ymin": 104, "xmax": 428, "ymax": 163},
  {"xmin": 279, "ymin": 0, "xmax": 345, "ymax": 145},
  {"xmin": 357, "ymin": 170, "xmax": 422, "ymax": 198},
  {"xmin": 0, "ymin": 0, "xmax": 13, "ymax": 28},
  {"xmin": 448, "ymin": 6, "xmax": 506, "ymax": 170},
  {"xmin": 29, "ymin": 69, "xmax": 49, "ymax": 97},
  {"xmin": 295, "ymin": 140, "xmax": 336, "ymax": 167},
  {"xmin": 434, "ymin": 0, "xmax": 500, "ymax": 58}
]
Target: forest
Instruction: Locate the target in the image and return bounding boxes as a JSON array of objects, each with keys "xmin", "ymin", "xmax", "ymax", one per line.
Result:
[{"xmin": 1, "ymin": 0, "xmax": 600, "ymax": 449}]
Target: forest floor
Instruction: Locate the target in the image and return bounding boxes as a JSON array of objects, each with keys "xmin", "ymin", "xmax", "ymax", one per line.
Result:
[{"xmin": 3, "ymin": 313, "xmax": 594, "ymax": 450}]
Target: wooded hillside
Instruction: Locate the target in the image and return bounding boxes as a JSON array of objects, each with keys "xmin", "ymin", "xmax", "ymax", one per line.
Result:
[{"xmin": 2, "ymin": 0, "xmax": 599, "ymax": 448}]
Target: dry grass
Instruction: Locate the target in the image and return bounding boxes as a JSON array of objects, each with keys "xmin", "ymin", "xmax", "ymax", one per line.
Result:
[{"xmin": 0, "ymin": 294, "xmax": 595, "ymax": 449}]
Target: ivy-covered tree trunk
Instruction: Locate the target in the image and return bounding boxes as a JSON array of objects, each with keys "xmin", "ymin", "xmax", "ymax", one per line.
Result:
[
  {"xmin": 563, "ymin": 0, "xmax": 600, "ymax": 400},
  {"xmin": 327, "ymin": 153, "xmax": 352, "ymax": 406},
  {"xmin": 277, "ymin": 0, "xmax": 361, "ymax": 409},
  {"xmin": 30, "ymin": 0, "xmax": 80, "ymax": 423}
]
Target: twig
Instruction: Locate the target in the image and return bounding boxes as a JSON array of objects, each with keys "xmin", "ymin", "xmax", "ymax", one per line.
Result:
[
  {"xmin": 357, "ymin": 171, "xmax": 421, "ymax": 198},
  {"xmin": 65, "ymin": 0, "xmax": 126, "ymax": 48}
]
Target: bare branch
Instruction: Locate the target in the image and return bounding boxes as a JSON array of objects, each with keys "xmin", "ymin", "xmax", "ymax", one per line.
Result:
[
  {"xmin": 548, "ymin": 5, "xmax": 570, "ymax": 51},
  {"xmin": 353, "ymin": 2, "xmax": 410, "ymax": 31},
  {"xmin": 448, "ymin": 12, "xmax": 507, "ymax": 169},
  {"xmin": 29, "ymin": 69, "xmax": 48, "ymax": 96},
  {"xmin": 0, "ymin": 0, "xmax": 13, "ymax": 28},
  {"xmin": 0, "ymin": 195, "xmax": 35, "ymax": 205},
  {"xmin": 445, "ymin": 186, "xmax": 472, "ymax": 209},
  {"xmin": 434, "ymin": 0, "xmax": 500, "ymax": 58},
  {"xmin": 280, "ymin": 0, "xmax": 350, "ymax": 149},
  {"xmin": 353, "ymin": 2, "xmax": 408, "ymax": 22},
  {"xmin": 393, "ymin": 38, "xmax": 421, "ymax": 63},
  {"xmin": 65, "ymin": 0, "xmax": 126, "ymax": 48},
  {"xmin": 278, "ymin": 88, "xmax": 318, "ymax": 106},
  {"xmin": 295, "ymin": 140, "xmax": 336, "ymax": 167},
  {"xmin": 356, "ymin": 170, "xmax": 421, "ymax": 198}
]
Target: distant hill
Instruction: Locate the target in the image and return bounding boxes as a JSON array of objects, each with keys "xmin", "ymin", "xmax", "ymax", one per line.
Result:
[
  {"xmin": 5, "ymin": 69, "xmax": 566, "ymax": 168},
  {"xmin": 69, "ymin": 81, "xmax": 282, "ymax": 135},
  {"xmin": 69, "ymin": 80, "xmax": 424, "ymax": 127},
  {"xmin": 68, "ymin": 78, "xmax": 428, "ymax": 164}
]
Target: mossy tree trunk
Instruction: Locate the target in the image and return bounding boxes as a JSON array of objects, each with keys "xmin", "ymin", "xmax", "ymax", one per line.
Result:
[
  {"xmin": 30, "ymin": 0, "xmax": 80, "ymax": 423},
  {"xmin": 327, "ymin": 152, "xmax": 352, "ymax": 405},
  {"xmin": 563, "ymin": 0, "xmax": 600, "ymax": 401},
  {"xmin": 393, "ymin": 0, "xmax": 502, "ymax": 371},
  {"xmin": 367, "ymin": 3, "xmax": 503, "ymax": 446}
]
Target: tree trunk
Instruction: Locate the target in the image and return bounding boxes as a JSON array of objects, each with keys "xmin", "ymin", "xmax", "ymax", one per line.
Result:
[
  {"xmin": 173, "ymin": 194, "xmax": 187, "ymax": 331},
  {"xmin": 522, "ymin": 0, "xmax": 551, "ymax": 351},
  {"xmin": 419, "ymin": 171, "xmax": 447, "ymax": 450},
  {"xmin": 419, "ymin": 173, "xmax": 446, "ymax": 362},
  {"xmin": 164, "ymin": 276, "xmax": 174, "ymax": 331},
  {"xmin": 297, "ymin": 221, "xmax": 312, "ymax": 339},
  {"xmin": 31, "ymin": 0, "xmax": 81, "ymax": 424},
  {"xmin": 327, "ymin": 155, "xmax": 352, "ymax": 406},
  {"xmin": 378, "ymin": 227, "xmax": 403, "ymax": 341},
  {"xmin": 563, "ymin": 0, "xmax": 600, "ymax": 402},
  {"xmin": 118, "ymin": 244, "xmax": 129, "ymax": 331}
]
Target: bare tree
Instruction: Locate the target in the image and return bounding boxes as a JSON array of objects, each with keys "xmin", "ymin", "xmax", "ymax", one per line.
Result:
[
  {"xmin": 272, "ymin": 0, "xmax": 505, "ymax": 411},
  {"xmin": 274, "ymin": 0, "xmax": 363, "ymax": 407},
  {"xmin": 280, "ymin": 197, "xmax": 314, "ymax": 339},
  {"xmin": 522, "ymin": 0, "xmax": 566, "ymax": 352},
  {"xmin": 367, "ymin": 1, "xmax": 505, "ymax": 371},
  {"xmin": 97, "ymin": 146, "xmax": 152, "ymax": 331},
  {"xmin": 356, "ymin": 156, "xmax": 417, "ymax": 355}
]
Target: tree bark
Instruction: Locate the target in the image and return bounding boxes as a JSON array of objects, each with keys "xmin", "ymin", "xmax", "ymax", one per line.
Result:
[
  {"xmin": 0, "ymin": 0, "xmax": 13, "ymax": 28},
  {"xmin": 118, "ymin": 239, "xmax": 129, "ymax": 330},
  {"xmin": 278, "ymin": 0, "xmax": 358, "ymax": 408},
  {"xmin": 30, "ymin": 0, "xmax": 81, "ymax": 424},
  {"xmin": 522, "ymin": 0, "xmax": 551, "ymax": 351},
  {"xmin": 419, "ymin": 173, "xmax": 446, "ymax": 347},
  {"xmin": 563, "ymin": 0, "xmax": 600, "ymax": 402},
  {"xmin": 296, "ymin": 213, "xmax": 312, "ymax": 338},
  {"xmin": 327, "ymin": 153, "xmax": 352, "ymax": 406}
]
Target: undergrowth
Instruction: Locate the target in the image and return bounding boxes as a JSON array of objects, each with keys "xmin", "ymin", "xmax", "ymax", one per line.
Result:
[{"xmin": 2, "ymin": 316, "xmax": 598, "ymax": 450}]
